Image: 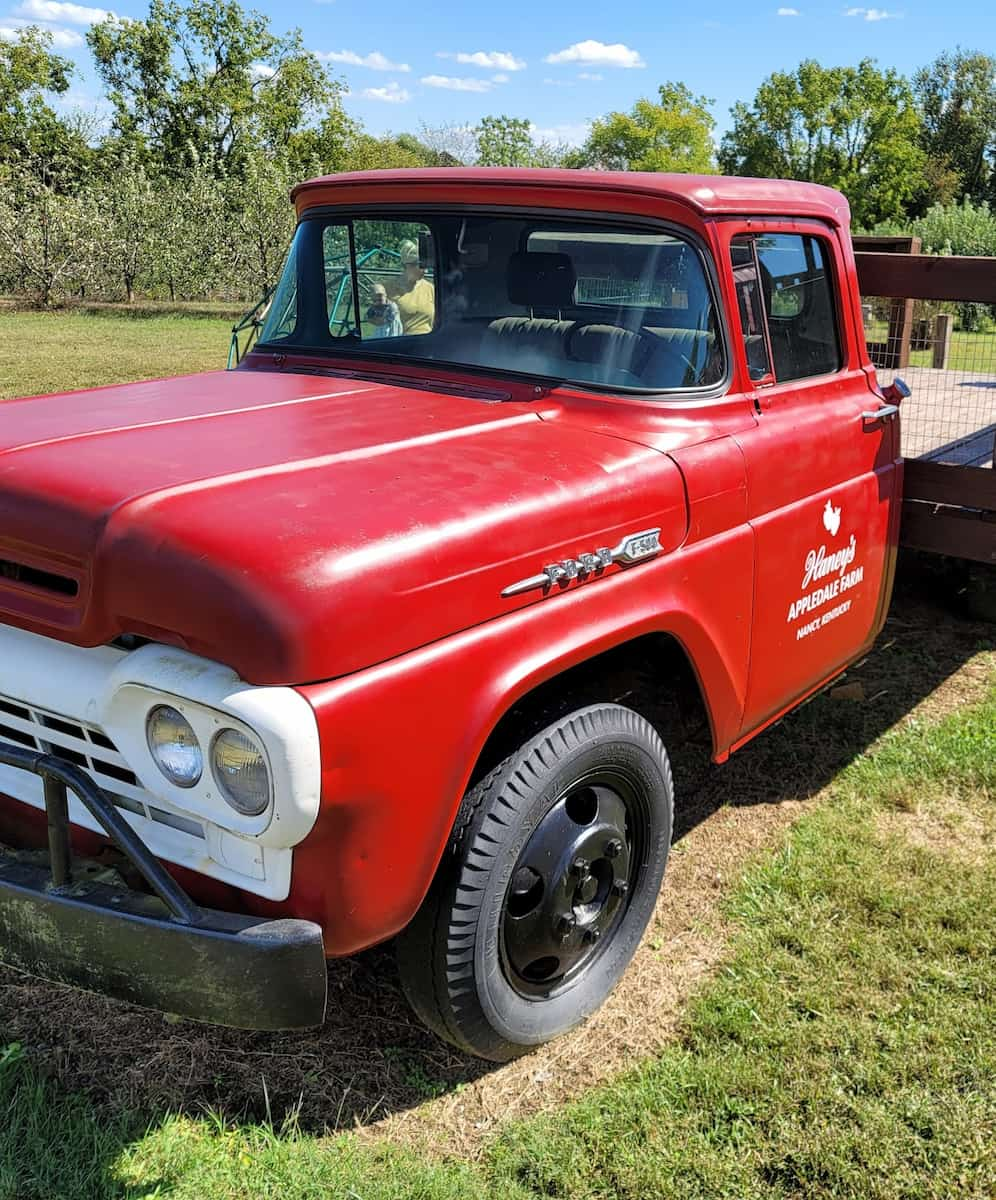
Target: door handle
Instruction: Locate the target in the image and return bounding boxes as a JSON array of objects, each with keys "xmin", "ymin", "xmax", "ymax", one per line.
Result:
[{"xmin": 861, "ymin": 404, "xmax": 900, "ymax": 425}]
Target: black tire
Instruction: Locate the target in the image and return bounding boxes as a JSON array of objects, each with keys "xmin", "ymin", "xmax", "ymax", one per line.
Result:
[{"xmin": 396, "ymin": 703, "xmax": 674, "ymax": 1062}]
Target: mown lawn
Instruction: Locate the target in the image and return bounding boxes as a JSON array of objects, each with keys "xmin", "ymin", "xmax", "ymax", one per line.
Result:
[
  {"xmin": 3, "ymin": 311, "xmax": 992, "ymax": 405},
  {"xmin": 0, "ymin": 310, "xmax": 993, "ymax": 1198},
  {"xmin": 0, "ymin": 310, "xmax": 232, "ymax": 400},
  {"xmin": 928, "ymin": 332, "xmax": 996, "ymax": 373},
  {"xmin": 863, "ymin": 321, "xmax": 996, "ymax": 374},
  {"xmin": 1, "ymin": 676, "xmax": 993, "ymax": 1199}
]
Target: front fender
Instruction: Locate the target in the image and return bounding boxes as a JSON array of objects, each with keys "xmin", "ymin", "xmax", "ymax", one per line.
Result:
[{"xmin": 291, "ymin": 525, "xmax": 752, "ymax": 955}]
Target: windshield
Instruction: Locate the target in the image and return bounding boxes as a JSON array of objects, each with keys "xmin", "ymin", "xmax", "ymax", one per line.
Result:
[{"xmin": 258, "ymin": 211, "xmax": 725, "ymax": 393}]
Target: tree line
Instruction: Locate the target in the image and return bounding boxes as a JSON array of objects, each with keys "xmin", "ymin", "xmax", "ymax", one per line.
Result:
[{"xmin": 1, "ymin": 0, "xmax": 994, "ymax": 308}]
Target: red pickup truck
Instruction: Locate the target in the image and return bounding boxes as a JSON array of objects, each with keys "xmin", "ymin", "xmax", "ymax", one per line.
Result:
[{"xmin": 0, "ymin": 169, "xmax": 908, "ymax": 1061}]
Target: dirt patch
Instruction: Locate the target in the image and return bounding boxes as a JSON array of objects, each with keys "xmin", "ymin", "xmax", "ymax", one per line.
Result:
[
  {"xmin": 0, "ymin": 557, "xmax": 993, "ymax": 1154},
  {"xmin": 877, "ymin": 794, "xmax": 994, "ymax": 866},
  {"xmin": 371, "ymin": 793, "xmax": 811, "ymax": 1157}
]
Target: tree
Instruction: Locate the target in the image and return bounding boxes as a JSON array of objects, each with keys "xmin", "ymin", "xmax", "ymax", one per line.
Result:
[
  {"xmin": 475, "ymin": 116, "xmax": 536, "ymax": 167},
  {"xmin": 0, "ymin": 26, "xmax": 89, "ymax": 183},
  {"xmin": 0, "ymin": 166, "xmax": 96, "ymax": 304},
  {"xmin": 150, "ymin": 159, "xmax": 226, "ymax": 301},
  {"xmin": 343, "ymin": 132, "xmax": 436, "ymax": 171},
  {"xmin": 719, "ymin": 59, "xmax": 926, "ymax": 226},
  {"xmin": 222, "ymin": 152, "xmax": 295, "ymax": 301},
  {"xmin": 86, "ymin": 0, "xmax": 350, "ymax": 176},
  {"xmin": 914, "ymin": 49, "xmax": 996, "ymax": 204},
  {"xmin": 418, "ymin": 122, "xmax": 478, "ymax": 166},
  {"xmin": 89, "ymin": 154, "xmax": 161, "ymax": 302},
  {"xmin": 571, "ymin": 83, "xmax": 716, "ymax": 174}
]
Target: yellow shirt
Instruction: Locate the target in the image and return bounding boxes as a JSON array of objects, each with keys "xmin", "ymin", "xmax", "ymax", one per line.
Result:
[{"xmin": 395, "ymin": 278, "xmax": 435, "ymax": 335}]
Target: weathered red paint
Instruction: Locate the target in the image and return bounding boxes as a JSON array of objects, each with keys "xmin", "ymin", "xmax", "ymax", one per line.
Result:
[{"xmin": 0, "ymin": 170, "xmax": 901, "ymax": 957}]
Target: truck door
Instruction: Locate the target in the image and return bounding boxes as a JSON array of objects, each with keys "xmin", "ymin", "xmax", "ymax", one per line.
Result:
[{"xmin": 724, "ymin": 222, "xmax": 899, "ymax": 733}]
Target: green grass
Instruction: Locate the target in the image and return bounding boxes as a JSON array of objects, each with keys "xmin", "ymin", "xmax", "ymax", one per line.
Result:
[
  {"xmin": 0, "ymin": 310, "xmax": 232, "ymax": 400},
  {"xmin": 863, "ymin": 322, "xmax": 996, "ymax": 373},
  {"xmin": 488, "ymin": 687, "xmax": 996, "ymax": 1199},
  {"xmin": 3, "ymin": 311, "xmax": 991, "ymax": 408},
  {"xmin": 931, "ymin": 333, "xmax": 996, "ymax": 372},
  {"xmin": 2, "ymin": 679, "xmax": 993, "ymax": 1199}
]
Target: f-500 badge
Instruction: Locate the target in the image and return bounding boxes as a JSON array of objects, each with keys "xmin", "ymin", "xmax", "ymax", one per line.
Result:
[{"xmin": 501, "ymin": 528, "xmax": 663, "ymax": 598}]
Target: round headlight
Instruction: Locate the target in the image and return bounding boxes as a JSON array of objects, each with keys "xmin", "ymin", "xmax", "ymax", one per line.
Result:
[
  {"xmin": 146, "ymin": 705, "xmax": 202, "ymax": 788},
  {"xmin": 212, "ymin": 728, "xmax": 270, "ymax": 816}
]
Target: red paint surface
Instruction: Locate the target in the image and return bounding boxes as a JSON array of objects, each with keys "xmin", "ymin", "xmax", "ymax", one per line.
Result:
[
  {"xmin": 0, "ymin": 171, "xmax": 900, "ymax": 955},
  {"xmin": 291, "ymin": 168, "xmax": 850, "ymax": 227}
]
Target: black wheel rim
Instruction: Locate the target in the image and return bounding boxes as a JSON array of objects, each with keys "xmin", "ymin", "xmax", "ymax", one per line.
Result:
[{"xmin": 499, "ymin": 768, "xmax": 647, "ymax": 999}]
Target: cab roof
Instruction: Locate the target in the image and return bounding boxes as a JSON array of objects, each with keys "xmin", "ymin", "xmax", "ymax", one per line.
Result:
[{"xmin": 292, "ymin": 168, "xmax": 850, "ymax": 227}]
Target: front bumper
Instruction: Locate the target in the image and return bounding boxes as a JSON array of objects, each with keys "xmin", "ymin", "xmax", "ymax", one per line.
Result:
[{"xmin": 0, "ymin": 742, "xmax": 327, "ymax": 1031}]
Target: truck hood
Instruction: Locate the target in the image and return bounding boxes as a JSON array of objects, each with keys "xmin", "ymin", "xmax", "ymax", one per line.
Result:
[{"xmin": 0, "ymin": 369, "xmax": 688, "ymax": 684}]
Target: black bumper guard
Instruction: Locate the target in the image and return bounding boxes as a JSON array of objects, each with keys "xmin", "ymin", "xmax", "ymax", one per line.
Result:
[{"xmin": 0, "ymin": 742, "xmax": 327, "ymax": 1030}]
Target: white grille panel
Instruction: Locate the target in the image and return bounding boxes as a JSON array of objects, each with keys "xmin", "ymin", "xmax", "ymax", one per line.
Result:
[
  {"xmin": 0, "ymin": 691, "xmax": 204, "ymax": 840},
  {"xmin": 0, "ymin": 624, "xmax": 316, "ymax": 901}
]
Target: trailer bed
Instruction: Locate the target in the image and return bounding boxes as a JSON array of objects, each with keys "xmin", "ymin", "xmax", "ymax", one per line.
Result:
[
  {"xmin": 855, "ymin": 244, "xmax": 996, "ymax": 565},
  {"xmin": 889, "ymin": 365, "xmax": 996, "ymax": 466}
]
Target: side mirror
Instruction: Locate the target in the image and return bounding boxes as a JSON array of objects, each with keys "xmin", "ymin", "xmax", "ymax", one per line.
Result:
[{"xmin": 882, "ymin": 378, "xmax": 911, "ymax": 405}]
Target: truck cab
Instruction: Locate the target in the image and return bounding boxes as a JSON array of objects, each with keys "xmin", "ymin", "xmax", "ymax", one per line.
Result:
[{"xmin": 0, "ymin": 170, "xmax": 903, "ymax": 1060}]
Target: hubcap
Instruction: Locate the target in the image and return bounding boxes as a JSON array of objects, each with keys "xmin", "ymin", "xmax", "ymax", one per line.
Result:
[{"xmin": 500, "ymin": 773, "xmax": 640, "ymax": 997}]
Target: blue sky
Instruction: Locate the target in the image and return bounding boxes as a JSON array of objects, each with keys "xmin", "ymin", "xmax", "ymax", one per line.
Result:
[{"xmin": 1, "ymin": 0, "xmax": 993, "ymax": 147}]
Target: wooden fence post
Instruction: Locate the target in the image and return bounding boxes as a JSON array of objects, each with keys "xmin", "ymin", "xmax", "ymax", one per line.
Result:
[
  {"xmin": 888, "ymin": 295, "xmax": 916, "ymax": 369},
  {"xmin": 852, "ymin": 234, "xmax": 922, "ymax": 369},
  {"xmin": 932, "ymin": 313, "xmax": 953, "ymax": 369}
]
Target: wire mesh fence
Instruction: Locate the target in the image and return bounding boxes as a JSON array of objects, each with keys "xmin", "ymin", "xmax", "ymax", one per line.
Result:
[{"xmin": 863, "ymin": 297, "xmax": 996, "ymax": 466}]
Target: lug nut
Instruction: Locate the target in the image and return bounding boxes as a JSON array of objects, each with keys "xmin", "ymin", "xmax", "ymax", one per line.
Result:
[
  {"xmin": 604, "ymin": 838, "xmax": 623, "ymax": 859},
  {"xmin": 555, "ymin": 912, "xmax": 576, "ymax": 939},
  {"xmin": 571, "ymin": 857, "xmax": 589, "ymax": 876},
  {"xmin": 612, "ymin": 879, "xmax": 629, "ymax": 898},
  {"xmin": 584, "ymin": 927, "xmax": 601, "ymax": 944}
]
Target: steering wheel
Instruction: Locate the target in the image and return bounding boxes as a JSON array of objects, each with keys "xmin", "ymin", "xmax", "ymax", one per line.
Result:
[{"xmin": 641, "ymin": 337, "xmax": 700, "ymax": 388}]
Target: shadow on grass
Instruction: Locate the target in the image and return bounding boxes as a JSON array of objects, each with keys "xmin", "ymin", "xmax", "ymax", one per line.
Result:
[{"xmin": 0, "ymin": 551, "xmax": 993, "ymax": 1181}]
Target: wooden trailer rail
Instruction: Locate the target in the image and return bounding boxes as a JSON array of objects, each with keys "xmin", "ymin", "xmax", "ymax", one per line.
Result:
[
  {"xmin": 901, "ymin": 460, "xmax": 996, "ymax": 565},
  {"xmin": 854, "ymin": 245, "xmax": 996, "ymax": 565}
]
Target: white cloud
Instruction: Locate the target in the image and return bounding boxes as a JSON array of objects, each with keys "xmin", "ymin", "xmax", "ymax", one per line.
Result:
[
  {"xmin": 578, "ymin": 71, "xmax": 603, "ymax": 80},
  {"xmin": 845, "ymin": 5, "xmax": 900, "ymax": 17},
  {"xmin": 437, "ymin": 49, "xmax": 525, "ymax": 71},
  {"xmin": 420, "ymin": 73, "xmax": 494, "ymax": 92},
  {"xmin": 0, "ymin": 16, "xmax": 83, "ymax": 43},
  {"xmin": 542, "ymin": 76, "xmax": 574, "ymax": 87},
  {"xmin": 249, "ymin": 61, "xmax": 276, "ymax": 80},
  {"xmin": 530, "ymin": 121, "xmax": 590, "ymax": 148},
  {"xmin": 317, "ymin": 49, "xmax": 410, "ymax": 71},
  {"xmin": 359, "ymin": 81, "xmax": 411, "ymax": 102},
  {"xmin": 544, "ymin": 39, "xmax": 644, "ymax": 69},
  {"xmin": 14, "ymin": 0, "xmax": 113, "ymax": 23},
  {"xmin": 777, "ymin": 6, "xmax": 800, "ymax": 13},
  {"xmin": 54, "ymin": 86, "xmax": 106, "ymax": 109}
]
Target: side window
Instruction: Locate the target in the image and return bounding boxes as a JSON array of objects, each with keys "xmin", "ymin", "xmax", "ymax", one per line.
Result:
[
  {"xmin": 730, "ymin": 233, "xmax": 842, "ymax": 383},
  {"xmin": 756, "ymin": 234, "xmax": 840, "ymax": 380},
  {"xmin": 731, "ymin": 238, "xmax": 772, "ymax": 383}
]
